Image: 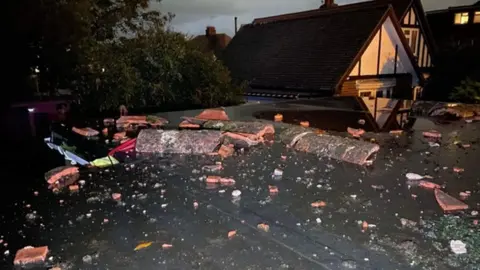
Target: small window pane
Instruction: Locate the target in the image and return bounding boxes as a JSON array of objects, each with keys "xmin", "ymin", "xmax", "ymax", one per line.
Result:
[
  {"xmin": 474, "ymin": 11, "xmax": 480, "ymax": 23},
  {"xmin": 454, "ymin": 12, "xmax": 469, "ymax": 24}
]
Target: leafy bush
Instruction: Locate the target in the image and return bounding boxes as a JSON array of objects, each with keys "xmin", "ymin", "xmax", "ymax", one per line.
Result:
[
  {"xmin": 74, "ymin": 27, "xmax": 244, "ymax": 114},
  {"xmin": 449, "ymin": 77, "xmax": 480, "ymax": 104},
  {"xmin": 431, "ymin": 215, "xmax": 480, "ymax": 268}
]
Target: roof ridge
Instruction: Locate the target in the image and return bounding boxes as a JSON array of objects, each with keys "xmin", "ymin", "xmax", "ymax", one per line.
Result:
[{"xmin": 253, "ymin": 0, "xmax": 388, "ymax": 25}]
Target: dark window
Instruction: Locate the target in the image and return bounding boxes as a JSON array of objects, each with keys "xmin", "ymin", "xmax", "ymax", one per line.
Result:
[{"xmin": 360, "ymin": 91, "xmax": 372, "ymax": 97}]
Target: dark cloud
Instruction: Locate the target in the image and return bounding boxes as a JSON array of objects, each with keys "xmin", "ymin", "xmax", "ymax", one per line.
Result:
[{"xmin": 153, "ymin": 0, "xmax": 477, "ymax": 35}]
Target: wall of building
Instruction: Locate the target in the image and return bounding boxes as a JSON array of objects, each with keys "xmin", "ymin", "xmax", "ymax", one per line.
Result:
[
  {"xmin": 401, "ymin": 7, "xmax": 433, "ymax": 69},
  {"xmin": 348, "ymin": 17, "xmax": 420, "ymax": 87}
]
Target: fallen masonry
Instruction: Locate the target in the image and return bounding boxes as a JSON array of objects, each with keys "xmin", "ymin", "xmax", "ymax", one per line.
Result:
[{"xmin": 27, "ymin": 105, "xmax": 480, "ymax": 269}]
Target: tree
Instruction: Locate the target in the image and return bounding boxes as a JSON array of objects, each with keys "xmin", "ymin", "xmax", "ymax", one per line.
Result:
[
  {"xmin": 74, "ymin": 25, "xmax": 244, "ymax": 114},
  {"xmin": 6, "ymin": 0, "xmax": 168, "ymax": 99},
  {"xmin": 423, "ymin": 45, "xmax": 480, "ymax": 102},
  {"xmin": 6, "ymin": 0, "xmax": 244, "ymax": 112},
  {"xmin": 449, "ymin": 77, "xmax": 480, "ymax": 104}
]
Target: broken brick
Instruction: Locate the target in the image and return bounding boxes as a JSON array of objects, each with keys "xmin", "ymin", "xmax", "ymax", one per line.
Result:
[
  {"xmin": 14, "ymin": 246, "xmax": 49, "ymax": 266},
  {"xmin": 69, "ymin": 185, "xmax": 79, "ymax": 192},
  {"xmin": 311, "ymin": 201, "xmax": 327, "ymax": 208},
  {"xmin": 347, "ymin": 127, "xmax": 365, "ymax": 138},
  {"xmin": 422, "ymin": 130, "xmax": 441, "ymax": 139},
  {"xmin": 228, "ymin": 230, "xmax": 237, "ymax": 239},
  {"xmin": 269, "ymin": 185, "xmax": 279, "ymax": 195},
  {"xmin": 300, "ymin": 121, "xmax": 310, "ymax": 128},
  {"xmin": 274, "ymin": 114, "xmax": 283, "ymax": 122},
  {"xmin": 418, "ymin": 180, "xmax": 441, "ymax": 190},
  {"xmin": 112, "ymin": 193, "xmax": 122, "ymax": 201},
  {"xmin": 218, "ymin": 145, "xmax": 234, "ymax": 158},
  {"xmin": 162, "ymin": 243, "xmax": 173, "ymax": 249},
  {"xmin": 389, "ymin": 130, "xmax": 403, "ymax": 135},
  {"xmin": 219, "ymin": 178, "xmax": 236, "ymax": 185},
  {"xmin": 206, "ymin": 175, "xmax": 221, "ymax": 184},
  {"xmin": 435, "ymin": 189, "xmax": 469, "ymax": 212},
  {"xmin": 195, "ymin": 108, "xmax": 229, "ymax": 121},
  {"xmin": 257, "ymin": 223, "xmax": 270, "ymax": 232},
  {"xmin": 179, "ymin": 121, "xmax": 200, "ymax": 129}
]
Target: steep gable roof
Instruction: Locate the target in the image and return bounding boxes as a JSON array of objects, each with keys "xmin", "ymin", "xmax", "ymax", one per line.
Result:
[
  {"xmin": 222, "ymin": 4, "xmax": 398, "ymax": 92},
  {"xmin": 252, "ymin": 0, "xmax": 436, "ymax": 57},
  {"xmin": 252, "ymin": 0, "xmax": 412, "ymax": 25}
]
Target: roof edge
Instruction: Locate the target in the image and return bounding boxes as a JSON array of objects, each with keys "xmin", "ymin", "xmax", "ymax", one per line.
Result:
[
  {"xmin": 335, "ymin": 6, "xmax": 393, "ymax": 91},
  {"xmin": 252, "ymin": 1, "xmax": 392, "ymax": 25}
]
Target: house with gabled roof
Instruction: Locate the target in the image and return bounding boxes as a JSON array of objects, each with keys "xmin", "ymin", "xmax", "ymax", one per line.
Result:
[
  {"xmin": 222, "ymin": 1, "xmax": 425, "ymax": 100},
  {"xmin": 252, "ymin": 0, "xmax": 436, "ymax": 79}
]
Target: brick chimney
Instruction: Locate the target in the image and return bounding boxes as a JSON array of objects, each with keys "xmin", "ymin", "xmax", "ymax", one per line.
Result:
[
  {"xmin": 206, "ymin": 26, "xmax": 216, "ymax": 37},
  {"xmin": 320, "ymin": 0, "xmax": 337, "ymax": 9}
]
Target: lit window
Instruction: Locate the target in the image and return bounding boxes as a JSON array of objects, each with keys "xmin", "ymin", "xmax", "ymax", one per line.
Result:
[
  {"xmin": 359, "ymin": 91, "xmax": 373, "ymax": 98},
  {"xmin": 454, "ymin": 12, "xmax": 469, "ymax": 24},
  {"xmin": 474, "ymin": 11, "xmax": 480, "ymax": 23}
]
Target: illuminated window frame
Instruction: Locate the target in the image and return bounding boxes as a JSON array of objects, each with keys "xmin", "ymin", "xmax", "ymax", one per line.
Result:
[
  {"xmin": 474, "ymin": 11, "xmax": 480, "ymax": 23},
  {"xmin": 454, "ymin": 12, "xmax": 469, "ymax": 25}
]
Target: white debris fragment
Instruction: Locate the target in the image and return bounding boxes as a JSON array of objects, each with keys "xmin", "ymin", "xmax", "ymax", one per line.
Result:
[
  {"xmin": 218, "ymin": 190, "xmax": 226, "ymax": 194},
  {"xmin": 316, "ymin": 218, "xmax": 322, "ymax": 224},
  {"xmin": 232, "ymin": 190, "xmax": 242, "ymax": 197},
  {"xmin": 472, "ymin": 210, "xmax": 478, "ymax": 216},
  {"xmin": 428, "ymin": 142, "xmax": 440, "ymax": 147},
  {"xmin": 273, "ymin": 169, "xmax": 283, "ymax": 177},
  {"xmin": 79, "ymin": 180, "xmax": 86, "ymax": 185},
  {"xmin": 350, "ymin": 194, "xmax": 357, "ymax": 199},
  {"xmin": 4, "ymin": 250, "xmax": 9, "ymax": 256},
  {"xmin": 406, "ymin": 173, "xmax": 424, "ymax": 180},
  {"xmin": 450, "ymin": 240, "xmax": 467, "ymax": 254}
]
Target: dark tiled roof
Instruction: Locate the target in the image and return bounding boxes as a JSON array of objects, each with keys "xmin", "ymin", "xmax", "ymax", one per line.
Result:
[
  {"xmin": 252, "ymin": 0, "xmax": 412, "ymax": 25},
  {"xmin": 190, "ymin": 34, "xmax": 232, "ymax": 57},
  {"xmin": 222, "ymin": 4, "xmax": 391, "ymax": 92}
]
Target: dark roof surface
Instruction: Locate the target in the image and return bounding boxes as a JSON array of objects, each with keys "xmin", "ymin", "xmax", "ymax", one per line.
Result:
[
  {"xmin": 252, "ymin": 0, "xmax": 412, "ymax": 25},
  {"xmin": 222, "ymin": 4, "xmax": 391, "ymax": 92},
  {"xmin": 251, "ymin": 0, "xmax": 436, "ymax": 61}
]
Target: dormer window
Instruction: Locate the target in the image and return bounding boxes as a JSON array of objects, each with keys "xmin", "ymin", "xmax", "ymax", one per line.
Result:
[
  {"xmin": 474, "ymin": 11, "xmax": 480, "ymax": 23},
  {"xmin": 454, "ymin": 12, "xmax": 469, "ymax": 24}
]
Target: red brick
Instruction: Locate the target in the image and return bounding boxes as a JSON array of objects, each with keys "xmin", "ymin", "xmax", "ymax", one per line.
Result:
[
  {"xmin": 14, "ymin": 246, "xmax": 49, "ymax": 266},
  {"xmin": 112, "ymin": 193, "xmax": 122, "ymax": 200}
]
